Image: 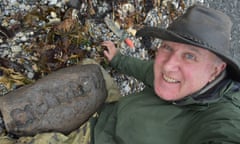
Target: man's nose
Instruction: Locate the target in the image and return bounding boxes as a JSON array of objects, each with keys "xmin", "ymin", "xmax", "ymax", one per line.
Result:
[{"xmin": 163, "ymin": 53, "xmax": 180, "ymax": 71}]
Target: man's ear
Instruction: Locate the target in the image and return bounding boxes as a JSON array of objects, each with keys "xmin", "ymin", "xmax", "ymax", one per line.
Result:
[
  {"xmin": 217, "ymin": 62, "xmax": 227, "ymax": 75},
  {"xmin": 209, "ymin": 62, "xmax": 227, "ymax": 82}
]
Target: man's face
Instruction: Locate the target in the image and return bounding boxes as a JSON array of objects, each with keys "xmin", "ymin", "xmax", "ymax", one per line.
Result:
[{"xmin": 153, "ymin": 41, "xmax": 226, "ymax": 101}]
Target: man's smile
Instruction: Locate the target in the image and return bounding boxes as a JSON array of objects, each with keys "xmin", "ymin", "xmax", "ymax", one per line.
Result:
[{"xmin": 162, "ymin": 74, "xmax": 180, "ymax": 83}]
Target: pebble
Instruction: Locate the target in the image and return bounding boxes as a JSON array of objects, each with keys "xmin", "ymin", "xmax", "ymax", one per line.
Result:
[{"xmin": 11, "ymin": 45, "xmax": 22, "ymax": 53}]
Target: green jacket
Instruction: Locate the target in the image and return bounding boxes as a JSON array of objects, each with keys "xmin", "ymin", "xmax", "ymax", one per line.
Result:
[{"xmin": 94, "ymin": 53, "xmax": 240, "ymax": 144}]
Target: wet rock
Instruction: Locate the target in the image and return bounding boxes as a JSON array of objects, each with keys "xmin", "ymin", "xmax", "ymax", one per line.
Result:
[
  {"xmin": 0, "ymin": 64, "xmax": 107, "ymax": 136},
  {"xmin": 67, "ymin": 0, "xmax": 81, "ymax": 9}
]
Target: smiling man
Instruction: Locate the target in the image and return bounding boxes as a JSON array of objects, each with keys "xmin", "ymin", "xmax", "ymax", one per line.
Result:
[
  {"xmin": 98, "ymin": 4, "xmax": 240, "ymax": 144},
  {"xmin": 153, "ymin": 41, "xmax": 226, "ymax": 101}
]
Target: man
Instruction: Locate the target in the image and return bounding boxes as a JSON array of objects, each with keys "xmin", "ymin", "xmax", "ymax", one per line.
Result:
[{"xmin": 97, "ymin": 4, "xmax": 240, "ymax": 144}]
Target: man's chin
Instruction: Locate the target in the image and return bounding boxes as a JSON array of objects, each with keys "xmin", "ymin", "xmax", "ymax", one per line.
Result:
[
  {"xmin": 155, "ymin": 91, "xmax": 175, "ymax": 101},
  {"xmin": 154, "ymin": 86, "xmax": 180, "ymax": 101}
]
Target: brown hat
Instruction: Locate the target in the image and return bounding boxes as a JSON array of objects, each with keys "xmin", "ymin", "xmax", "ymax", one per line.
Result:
[{"xmin": 136, "ymin": 4, "xmax": 240, "ymax": 82}]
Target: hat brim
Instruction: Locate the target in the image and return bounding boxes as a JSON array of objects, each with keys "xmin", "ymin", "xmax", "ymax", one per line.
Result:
[
  {"xmin": 136, "ymin": 26, "xmax": 210, "ymax": 51},
  {"xmin": 136, "ymin": 26, "xmax": 240, "ymax": 81}
]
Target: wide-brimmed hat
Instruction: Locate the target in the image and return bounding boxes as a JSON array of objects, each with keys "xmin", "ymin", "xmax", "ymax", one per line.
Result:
[{"xmin": 136, "ymin": 4, "xmax": 240, "ymax": 82}]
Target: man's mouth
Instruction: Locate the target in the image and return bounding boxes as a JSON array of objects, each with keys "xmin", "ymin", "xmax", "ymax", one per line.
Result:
[{"xmin": 163, "ymin": 74, "xmax": 179, "ymax": 83}]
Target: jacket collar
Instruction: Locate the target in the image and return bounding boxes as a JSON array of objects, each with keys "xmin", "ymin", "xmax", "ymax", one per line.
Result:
[{"xmin": 171, "ymin": 71, "xmax": 233, "ymax": 107}]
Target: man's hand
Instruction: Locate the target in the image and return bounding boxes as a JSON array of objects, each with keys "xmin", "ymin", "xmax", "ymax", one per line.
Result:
[{"xmin": 101, "ymin": 41, "xmax": 118, "ymax": 61}]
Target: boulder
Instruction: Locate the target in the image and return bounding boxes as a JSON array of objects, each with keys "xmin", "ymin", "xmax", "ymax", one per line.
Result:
[{"xmin": 0, "ymin": 64, "xmax": 107, "ymax": 136}]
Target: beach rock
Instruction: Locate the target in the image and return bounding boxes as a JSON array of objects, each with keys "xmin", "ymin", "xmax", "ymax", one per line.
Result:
[{"xmin": 0, "ymin": 64, "xmax": 107, "ymax": 136}]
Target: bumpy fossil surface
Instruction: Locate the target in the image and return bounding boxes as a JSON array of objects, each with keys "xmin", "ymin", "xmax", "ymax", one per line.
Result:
[{"xmin": 0, "ymin": 64, "xmax": 107, "ymax": 136}]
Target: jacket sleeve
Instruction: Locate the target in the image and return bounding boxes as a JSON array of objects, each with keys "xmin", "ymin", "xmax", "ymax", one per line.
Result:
[
  {"xmin": 109, "ymin": 52, "xmax": 154, "ymax": 87},
  {"xmin": 94, "ymin": 103, "xmax": 118, "ymax": 144},
  {"xmin": 184, "ymin": 103, "xmax": 240, "ymax": 144}
]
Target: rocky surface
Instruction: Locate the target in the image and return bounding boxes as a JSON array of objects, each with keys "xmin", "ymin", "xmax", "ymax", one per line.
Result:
[{"xmin": 0, "ymin": 0, "xmax": 192, "ymax": 97}]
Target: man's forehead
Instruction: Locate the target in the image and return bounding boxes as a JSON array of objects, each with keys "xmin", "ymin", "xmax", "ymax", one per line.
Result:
[{"xmin": 162, "ymin": 40, "xmax": 211, "ymax": 55}]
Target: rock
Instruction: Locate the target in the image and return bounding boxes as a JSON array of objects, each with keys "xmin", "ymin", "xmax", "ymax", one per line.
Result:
[
  {"xmin": 0, "ymin": 64, "xmax": 107, "ymax": 136},
  {"xmin": 66, "ymin": 0, "xmax": 81, "ymax": 9}
]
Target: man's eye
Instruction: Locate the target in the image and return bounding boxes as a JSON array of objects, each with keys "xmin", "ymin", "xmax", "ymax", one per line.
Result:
[{"xmin": 184, "ymin": 53, "xmax": 196, "ymax": 60}]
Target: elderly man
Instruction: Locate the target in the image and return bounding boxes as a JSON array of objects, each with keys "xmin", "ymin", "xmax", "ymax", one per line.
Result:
[{"xmin": 99, "ymin": 4, "xmax": 240, "ymax": 144}]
